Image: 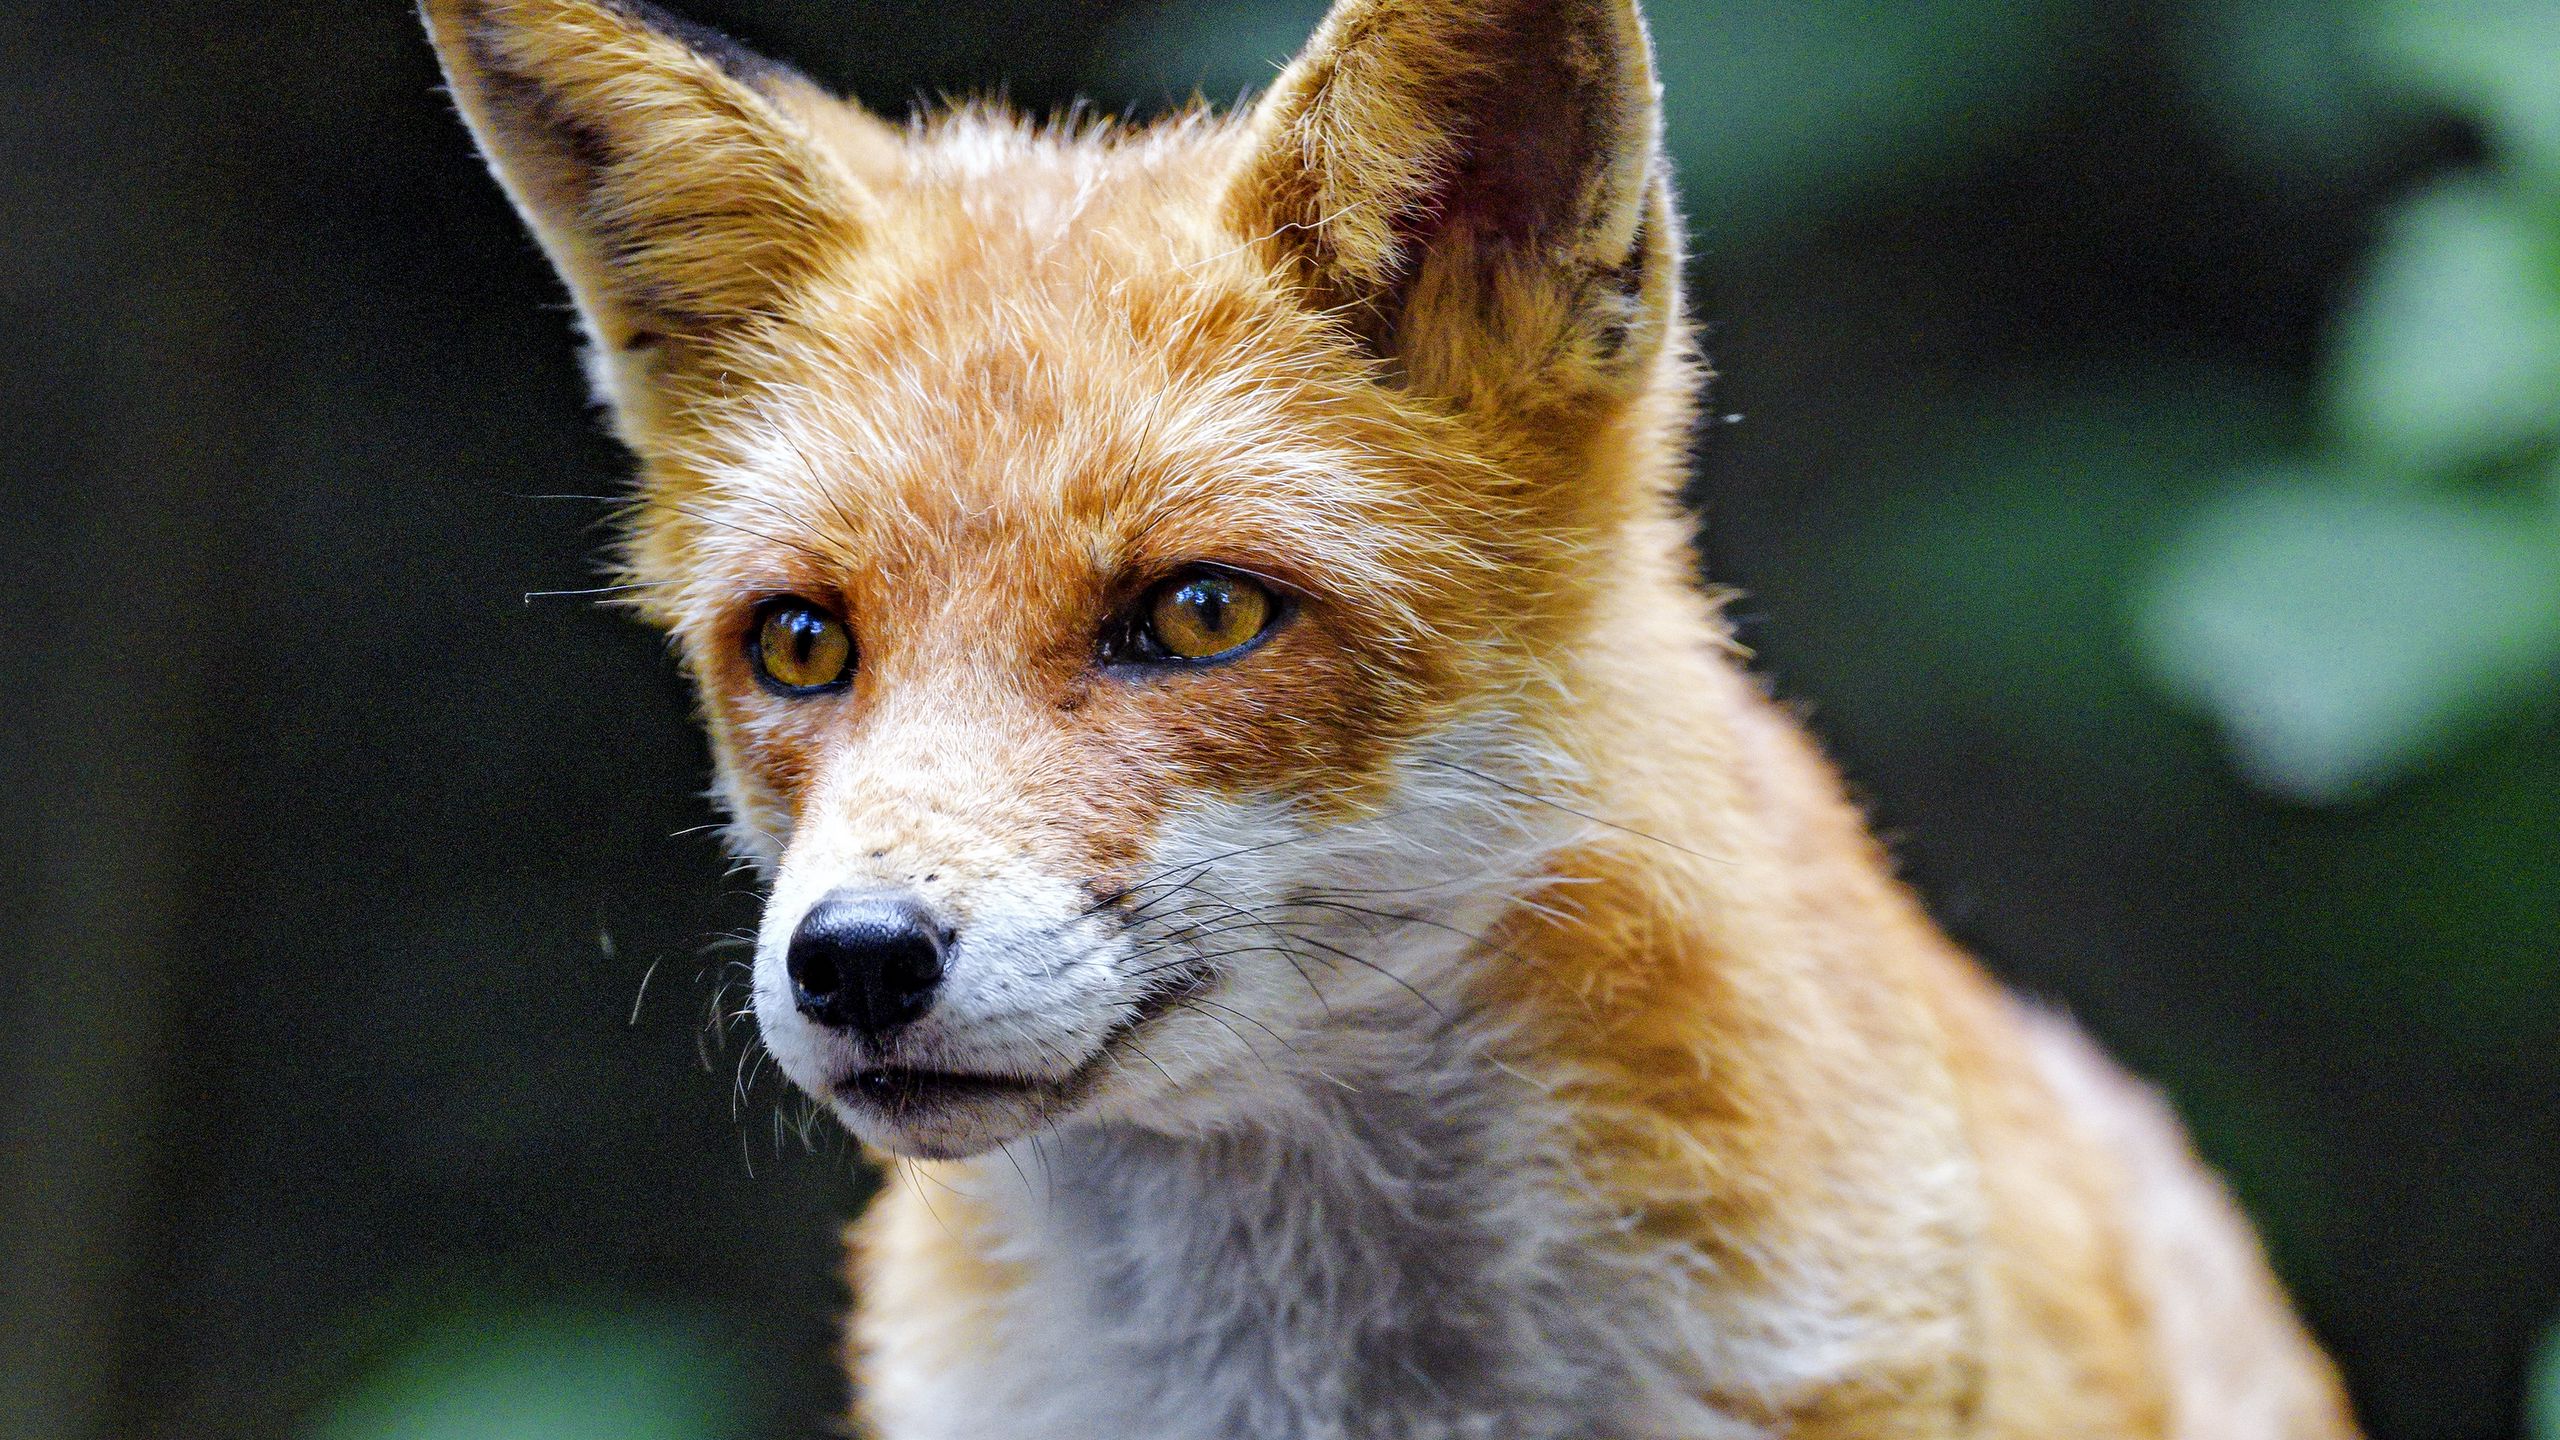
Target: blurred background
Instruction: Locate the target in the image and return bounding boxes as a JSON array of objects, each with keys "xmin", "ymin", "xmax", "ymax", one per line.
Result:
[{"xmin": 3, "ymin": 0, "xmax": 2556, "ymax": 1436}]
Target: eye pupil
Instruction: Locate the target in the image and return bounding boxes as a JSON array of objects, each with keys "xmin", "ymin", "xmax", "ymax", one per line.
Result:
[
  {"xmin": 1138, "ymin": 569, "xmax": 1275, "ymax": 662},
  {"xmin": 752, "ymin": 600, "xmax": 853, "ymax": 694}
]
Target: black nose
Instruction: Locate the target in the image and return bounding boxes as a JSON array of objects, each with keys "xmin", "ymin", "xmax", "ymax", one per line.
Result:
[{"xmin": 786, "ymin": 891, "xmax": 948, "ymax": 1040}]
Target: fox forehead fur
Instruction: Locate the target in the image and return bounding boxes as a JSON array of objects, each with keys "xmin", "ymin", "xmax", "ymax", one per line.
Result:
[{"xmin": 425, "ymin": 0, "xmax": 2363, "ymax": 1435}]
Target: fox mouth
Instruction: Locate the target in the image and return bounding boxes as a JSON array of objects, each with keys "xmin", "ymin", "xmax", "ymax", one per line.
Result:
[
  {"xmin": 840, "ymin": 973, "xmax": 1202, "ymax": 1112},
  {"xmin": 842, "ymin": 1066, "xmax": 1043, "ymax": 1109},
  {"xmin": 828, "ymin": 966, "xmax": 1208, "ymax": 1154},
  {"xmin": 829, "ymin": 1062, "xmax": 1067, "ymax": 1158}
]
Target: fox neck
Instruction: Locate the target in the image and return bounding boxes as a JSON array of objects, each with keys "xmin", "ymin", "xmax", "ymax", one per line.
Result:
[
  {"xmin": 907, "ymin": 1018, "xmax": 1680, "ymax": 1439},
  {"xmin": 871, "ymin": 544, "xmax": 1771, "ymax": 1440}
]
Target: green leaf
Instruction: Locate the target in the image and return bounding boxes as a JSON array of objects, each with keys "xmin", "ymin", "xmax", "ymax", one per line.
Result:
[
  {"xmin": 2325, "ymin": 180, "xmax": 2560, "ymax": 473},
  {"xmin": 1089, "ymin": 0, "xmax": 2088, "ymax": 237},
  {"xmin": 2172, "ymin": 0, "xmax": 2411, "ymax": 186},
  {"xmin": 305, "ymin": 1303, "xmax": 744, "ymax": 1440},
  {"xmin": 1084, "ymin": 0, "xmax": 1324, "ymax": 105},
  {"xmin": 2533, "ymin": 1312, "xmax": 2560, "ymax": 1440},
  {"xmin": 1799, "ymin": 365, "xmax": 2285, "ymax": 768},
  {"xmin": 1649, "ymin": 0, "xmax": 2084, "ymax": 236},
  {"xmin": 2136, "ymin": 472, "xmax": 2560, "ymax": 804},
  {"xmin": 2373, "ymin": 0, "xmax": 2560, "ymax": 180}
]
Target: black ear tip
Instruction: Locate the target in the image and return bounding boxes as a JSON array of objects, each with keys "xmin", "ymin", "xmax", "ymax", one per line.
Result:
[
  {"xmin": 420, "ymin": 0, "xmax": 502, "ymax": 25},
  {"xmin": 419, "ymin": 0, "xmax": 512, "ymax": 55},
  {"xmin": 417, "ymin": 0, "xmax": 465, "ymax": 33},
  {"xmin": 423, "ymin": 0, "xmax": 808, "ymax": 106},
  {"xmin": 424, "ymin": 0, "xmax": 793, "ymax": 90},
  {"xmin": 604, "ymin": 0, "xmax": 803, "ymax": 92}
]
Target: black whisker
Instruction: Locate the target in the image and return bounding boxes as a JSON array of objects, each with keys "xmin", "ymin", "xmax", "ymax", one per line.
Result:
[
  {"xmin": 1415, "ymin": 758, "xmax": 1729, "ymax": 864},
  {"xmin": 1182, "ymin": 995, "xmax": 1304, "ymax": 1059},
  {"xmin": 1273, "ymin": 928, "xmax": 1449, "ymax": 1020},
  {"xmin": 1272, "ymin": 896, "xmax": 1529, "ymax": 967},
  {"xmin": 523, "ymin": 579, "xmax": 669, "ymax": 603}
]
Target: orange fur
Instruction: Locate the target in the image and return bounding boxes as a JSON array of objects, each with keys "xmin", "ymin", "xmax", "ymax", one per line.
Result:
[{"xmin": 424, "ymin": 0, "xmax": 2362, "ymax": 1434}]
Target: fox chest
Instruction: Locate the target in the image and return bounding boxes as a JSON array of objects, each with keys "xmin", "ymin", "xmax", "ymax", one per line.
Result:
[{"xmin": 852, "ymin": 1106, "xmax": 1752, "ymax": 1440}]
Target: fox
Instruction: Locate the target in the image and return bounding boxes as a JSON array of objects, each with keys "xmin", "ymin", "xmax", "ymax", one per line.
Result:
[{"xmin": 421, "ymin": 0, "xmax": 2362, "ymax": 1435}]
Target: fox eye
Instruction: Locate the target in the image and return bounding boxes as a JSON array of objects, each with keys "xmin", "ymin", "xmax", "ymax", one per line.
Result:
[
  {"xmin": 1122, "ymin": 568, "xmax": 1280, "ymax": 665},
  {"xmin": 749, "ymin": 598, "xmax": 854, "ymax": 694}
]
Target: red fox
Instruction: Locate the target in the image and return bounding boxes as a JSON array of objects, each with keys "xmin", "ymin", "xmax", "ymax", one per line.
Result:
[{"xmin": 423, "ymin": 0, "xmax": 2362, "ymax": 1434}]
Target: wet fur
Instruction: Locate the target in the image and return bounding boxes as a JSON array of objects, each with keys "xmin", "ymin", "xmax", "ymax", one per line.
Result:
[{"xmin": 422, "ymin": 1, "xmax": 2363, "ymax": 1435}]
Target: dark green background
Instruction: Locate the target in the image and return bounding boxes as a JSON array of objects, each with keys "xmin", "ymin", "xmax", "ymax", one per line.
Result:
[{"xmin": 4, "ymin": 2, "xmax": 2555, "ymax": 1438}]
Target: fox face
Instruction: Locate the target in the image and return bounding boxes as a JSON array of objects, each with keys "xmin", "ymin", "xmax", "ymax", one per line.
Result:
[
  {"xmin": 426, "ymin": 0, "xmax": 1695, "ymax": 1159},
  {"xmin": 425, "ymin": 13, "xmax": 2373, "ymax": 1433}
]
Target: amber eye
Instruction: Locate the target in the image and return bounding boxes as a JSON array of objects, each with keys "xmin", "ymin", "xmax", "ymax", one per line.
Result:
[
  {"xmin": 749, "ymin": 599, "xmax": 854, "ymax": 694},
  {"xmin": 1129, "ymin": 568, "xmax": 1279, "ymax": 664}
]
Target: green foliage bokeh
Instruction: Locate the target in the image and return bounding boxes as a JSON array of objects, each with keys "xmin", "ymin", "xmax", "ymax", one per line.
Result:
[
  {"xmin": 78, "ymin": 2, "xmax": 2531, "ymax": 1438},
  {"xmin": 2139, "ymin": 1, "xmax": 2560, "ymax": 805}
]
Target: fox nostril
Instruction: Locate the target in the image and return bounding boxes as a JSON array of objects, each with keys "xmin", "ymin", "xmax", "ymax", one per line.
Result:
[
  {"xmin": 785, "ymin": 890, "xmax": 948, "ymax": 1041},
  {"xmin": 791, "ymin": 944, "xmax": 845, "ymax": 1000}
]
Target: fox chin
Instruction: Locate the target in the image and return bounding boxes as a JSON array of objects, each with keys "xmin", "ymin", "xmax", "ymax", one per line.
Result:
[{"xmin": 424, "ymin": 0, "xmax": 2363, "ymax": 1436}]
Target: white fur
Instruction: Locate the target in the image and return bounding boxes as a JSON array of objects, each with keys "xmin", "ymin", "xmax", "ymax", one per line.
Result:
[
  {"xmin": 870, "ymin": 1033, "xmax": 1764, "ymax": 1440},
  {"xmin": 810, "ymin": 712, "xmax": 1781, "ymax": 1437}
]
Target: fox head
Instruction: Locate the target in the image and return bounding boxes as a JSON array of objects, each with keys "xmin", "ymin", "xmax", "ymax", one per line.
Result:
[{"xmin": 427, "ymin": 0, "xmax": 1706, "ymax": 1158}]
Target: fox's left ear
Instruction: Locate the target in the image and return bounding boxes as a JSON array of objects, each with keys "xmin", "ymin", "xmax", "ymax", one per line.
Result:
[
  {"xmin": 1226, "ymin": 0, "xmax": 1680, "ymax": 410},
  {"xmin": 422, "ymin": 0, "xmax": 891, "ymax": 418}
]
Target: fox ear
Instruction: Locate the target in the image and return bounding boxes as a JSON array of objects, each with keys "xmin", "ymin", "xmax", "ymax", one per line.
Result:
[
  {"xmin": 1226, "ymin": 0, "xmax": 1678, "ymax": 408},
  {"xmin": 422, "ymin": 0, "xmax": 889, "ymax": 385}
]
